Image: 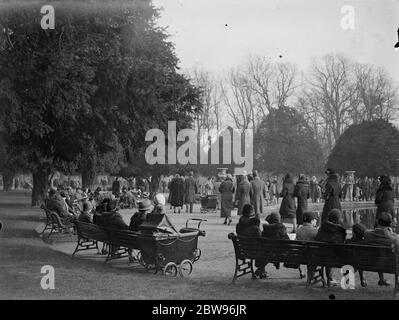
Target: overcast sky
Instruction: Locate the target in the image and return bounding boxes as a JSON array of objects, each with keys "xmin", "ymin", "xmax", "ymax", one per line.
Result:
[{"xmin": 153, "ymin": 0, "xmax": 399, "ymax": 85}]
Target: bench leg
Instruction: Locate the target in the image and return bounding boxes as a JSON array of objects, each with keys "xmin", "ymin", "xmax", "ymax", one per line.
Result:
[
  {"xmin": 306, "ymin": 266, "xmax": 325, "ymax": 287},
  {"xmin": 394, "ymin": 274, "xmax": 398, "ymax": 300},
  {"xmin": 72, "ymin": 239, "xmax": 81, "ymax": 257},
  {"xmin": 232, "ymin": 258, "xmax": 254, "ymax": 283}
]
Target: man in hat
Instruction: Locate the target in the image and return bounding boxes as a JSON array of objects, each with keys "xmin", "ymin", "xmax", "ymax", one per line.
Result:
[
  {"xmin": 129, "ymin": 199, "xmax": 153, "ymax": 232},
  {"xmin": 297, "ymin": 211, "xmax": 319, "ymax": 281}
]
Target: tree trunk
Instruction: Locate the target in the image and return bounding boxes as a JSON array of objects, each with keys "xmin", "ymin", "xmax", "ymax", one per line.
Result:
[
  {"xmin": 81, "ymin": 170, "xmax": 96, "ymax": 190},
  {"xmin": 2, "ymin": 171, "xmax": 14, "ymax": 191},
  {"xmin": 31, "ymin": 168, "xmax": 49, "ymax": 207}
]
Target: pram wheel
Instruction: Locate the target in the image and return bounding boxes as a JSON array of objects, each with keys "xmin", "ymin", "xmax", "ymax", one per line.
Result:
[
  {"xmin": 179, "ymin": 260, "xmax": 193, "ymax": 277},
  {"xmin": 164, "ymin": 262, "xmax": 178, "ymax": 277}
]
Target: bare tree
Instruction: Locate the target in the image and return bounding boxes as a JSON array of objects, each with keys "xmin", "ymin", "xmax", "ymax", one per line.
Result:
[
  {"xmin": 305, "ymin": 54, "xmax": 357, "ymax": 141},
  {"xmin": 274, "ymin": 62, "xmax": 298, "ymax": 108},
  {"xmin": 190, "ymin": 68, "xmax": 223, "ymax": 134},
  {"xmin": 221, "ymin": 67, "xmax": 257, "ymax": 133},
  {"xmin": 354, "ymin": 63, "xmax": 399, "ymax": 122}
]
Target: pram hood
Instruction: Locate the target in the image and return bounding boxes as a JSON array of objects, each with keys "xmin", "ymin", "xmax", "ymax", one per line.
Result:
[{"xmin": 138, "ymin": 213, "xmax": 179, "ymax": 234}]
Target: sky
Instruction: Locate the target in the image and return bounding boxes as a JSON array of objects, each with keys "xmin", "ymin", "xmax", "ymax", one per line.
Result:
[{"xmin": 152, "ymin": 0, "xmax": 399, "ymax": 85}]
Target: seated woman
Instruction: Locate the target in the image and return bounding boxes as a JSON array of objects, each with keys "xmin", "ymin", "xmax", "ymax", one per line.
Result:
[
  {"xmin": 129, "ymin": 199, "xmax": 153, "ymax": 232},
  {"xmin": 262, "ymin": 212, "xmax": 304, "ymax": 278},
  {"xmin": 236, "ymin": 204, "xmax": 261, "ymax": 237},
  {"xmin": 315, "ymin": 209, "xmax": 347, "ymax": 286},
  {"xmin": 94, "ymin": 199, "xmax": 128, "ymax": 230},
  {"xmin": 345, "ymin": 223, "xmax": 367, "ymax": 287},
  {"xmin": 363, "ymin": 212, "xmax": 399, "ymax": 286},
  {"xmin": 77, "ymin": 201, "xmax": 94, "ymax": 224},
  {"xmin": 236, "ymin": 204, "xmax": 264, "ymax": 278}
]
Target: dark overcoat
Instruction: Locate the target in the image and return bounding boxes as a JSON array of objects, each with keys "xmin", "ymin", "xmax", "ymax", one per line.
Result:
[
  {"xmin": 250, "ymin": 177, "xmax": 267, "ymax": 218},
  {"xmin": 279, "ymin": 179, "xmax": 296, "ymax": 220},
  {"xmin": 375, "ymin": 184, "xmax": 395, "ymax": 221},
  {"xmin": 219, "ymin": 179, "xmax": 235, "ymax": 218},
  {"xmin": 169, "ymin": 177, "xmax": 185, "ymax": 207},
  {"xmin": 294, "ymin": 179, "xmax": 310, "ymax": 225},
  {"xmin": 321, "ymin": 173, "xmax": 342, "ymax": 222},
  {"xmin": 235, "ymin": 178, "xmax": 252, "ymax": 216}
]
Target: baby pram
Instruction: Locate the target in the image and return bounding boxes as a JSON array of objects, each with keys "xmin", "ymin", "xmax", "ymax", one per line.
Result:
[
  {"xmin": 200, "ymin": 194, "xmax": 218, "ymax": 213},
  {"xmin": 137, "ymin": 217, "xmax": 206, "ymax": 277}
]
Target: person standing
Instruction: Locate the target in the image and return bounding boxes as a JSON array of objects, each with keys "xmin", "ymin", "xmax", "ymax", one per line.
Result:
[
  {"xmin": 184, "ymin": 171, "xmax": 197, "ymax": 213},
  {"xmin": 235, "ymin": 172, "xmax": 252, "ymax": 216},
  {"xmin": 219, "ymin": 174, "xmax": 236, "ymax": 225},
  {"xmin": 309, "ymin": 176, "xmax": 317, "ymax": 203},
  {"xmin": 375, "ymin": 175, "xmax": 396, "ymax": 226},
  {"xmin": 112, "ymin": 177, "xmax": 121, "ymax": 197},
  {"xmin": 294, "ymin": 174, "xmax": 310, "ymax": 226},
  {"xmin": 169, "ymin": 174, "xmax": 185, "ymax": 213},
  {"xmin": 279, "ymin": 173, "xmax": 297, "ymax": 232},
  {"xmin": 321, "ymin": 169, "xmax": 342, "ymax": 222},
  {"xmin": 250, "ymin": 170, "xmax": 267, "ymax": 220},
  {"xmin": 213, "ymin": 177, "xmax": 222, "ymax": 210}
]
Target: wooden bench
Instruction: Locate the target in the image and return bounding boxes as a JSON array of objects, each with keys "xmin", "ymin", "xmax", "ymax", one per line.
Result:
[
  {"xmin": 73, "ymin": 221, "xmax": 142, "ymax": 262},
  {"xmin": 228, "ymin": 233, "xmax": 399, "ymax": 298},
  {"xmin": 73, "ymin": 221, "xmax": 111, "ymax": 256},
  {"xmin": 106, "ymin": 228, "xmax": 142, "ymax": 262},
  {"xmin": 41, "ymin": 205, "xmax": 75, "ymax": 238}
]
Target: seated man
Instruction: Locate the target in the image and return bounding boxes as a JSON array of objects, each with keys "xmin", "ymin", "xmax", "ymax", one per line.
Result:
[
  {"xmin": 129, "ymin": 199, "xmax": 153, "ymax": 232},
  {"xmin": 363, "ymin": 212, "xmax": 399, "ymax": 286},
  {"xmin": 315, "ymin": 209, "xmax": 347, "ymax": 286},
  {"xmin": 345, "ymin": 223, "xmax": 367, "ymax": 287},
  {"xmin": 296, "ymin": 211, "xmax": 318, "ymax": 241},
  {"xmin": 296, "ymin": 211, "xmax": 318, "ymax": 281}
]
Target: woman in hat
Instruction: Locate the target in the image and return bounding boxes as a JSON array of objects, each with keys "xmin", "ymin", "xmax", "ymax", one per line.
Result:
[
  {"xmin": 235, "ymin": 172, "xmax": 252, "ymax": 216},
  {"xmin": 219, "ymin": 174, "xmax": 235, "ymax": 225},
  {"xmin": 279, "ymin": 173, "xmax": 297, "ymax": 232},
  {"xmin": 375, "ymin": 175, "xmax": 396, "ymax": 227},
  {"xmin": 129, "ymin": 199, "xmax": 153, "ymax": 232},
  {"xmin": 321, "ymin": 169, "xmax": 342, "ymax": 222},
  {"xmin": 345, "ymin": 223, "xmax": 367, "ymax": 287}
]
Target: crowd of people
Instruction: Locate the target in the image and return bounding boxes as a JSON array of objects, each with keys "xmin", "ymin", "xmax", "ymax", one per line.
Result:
[
  {"xmin": 234, "ymin": 168, "xmax": 398, "ymax": 286},
  {"xmin": 42, "ymin": 167, "xmax": 399, "ymax": 287}
]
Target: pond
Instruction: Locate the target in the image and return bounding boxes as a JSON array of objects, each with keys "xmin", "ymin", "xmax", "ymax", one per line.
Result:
[{"xmin": 314, "ymin": 207, "xmax": 399, "ymax": 231}]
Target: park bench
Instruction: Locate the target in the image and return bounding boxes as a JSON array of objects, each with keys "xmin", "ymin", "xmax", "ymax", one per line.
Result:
[
  {"xmin": 73, "ymin": 221, "xmax": 142, "ymax": 262},
  {"xmin": 228, "ymin": 233, "xmax": 399, "ymax": 299},
  {"xmin": 73, "ymin": 221, "xmax": 111, "ymax": 256},
  {"xmin": 40, "ymin": 205, "xmax": 75, "ymax": 238}
]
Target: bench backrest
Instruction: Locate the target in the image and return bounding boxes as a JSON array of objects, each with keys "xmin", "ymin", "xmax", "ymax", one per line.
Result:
[
  {"xmin": 109, "ymin": 229, "xmax": 141, "ymax": 249},
  {"xmin": 74, "ymin": 221, "xmax": 111, "ymax": 243},
  {"xmin": 228, "ymin": 233, "xmax": 398, "ymax": 274}
]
